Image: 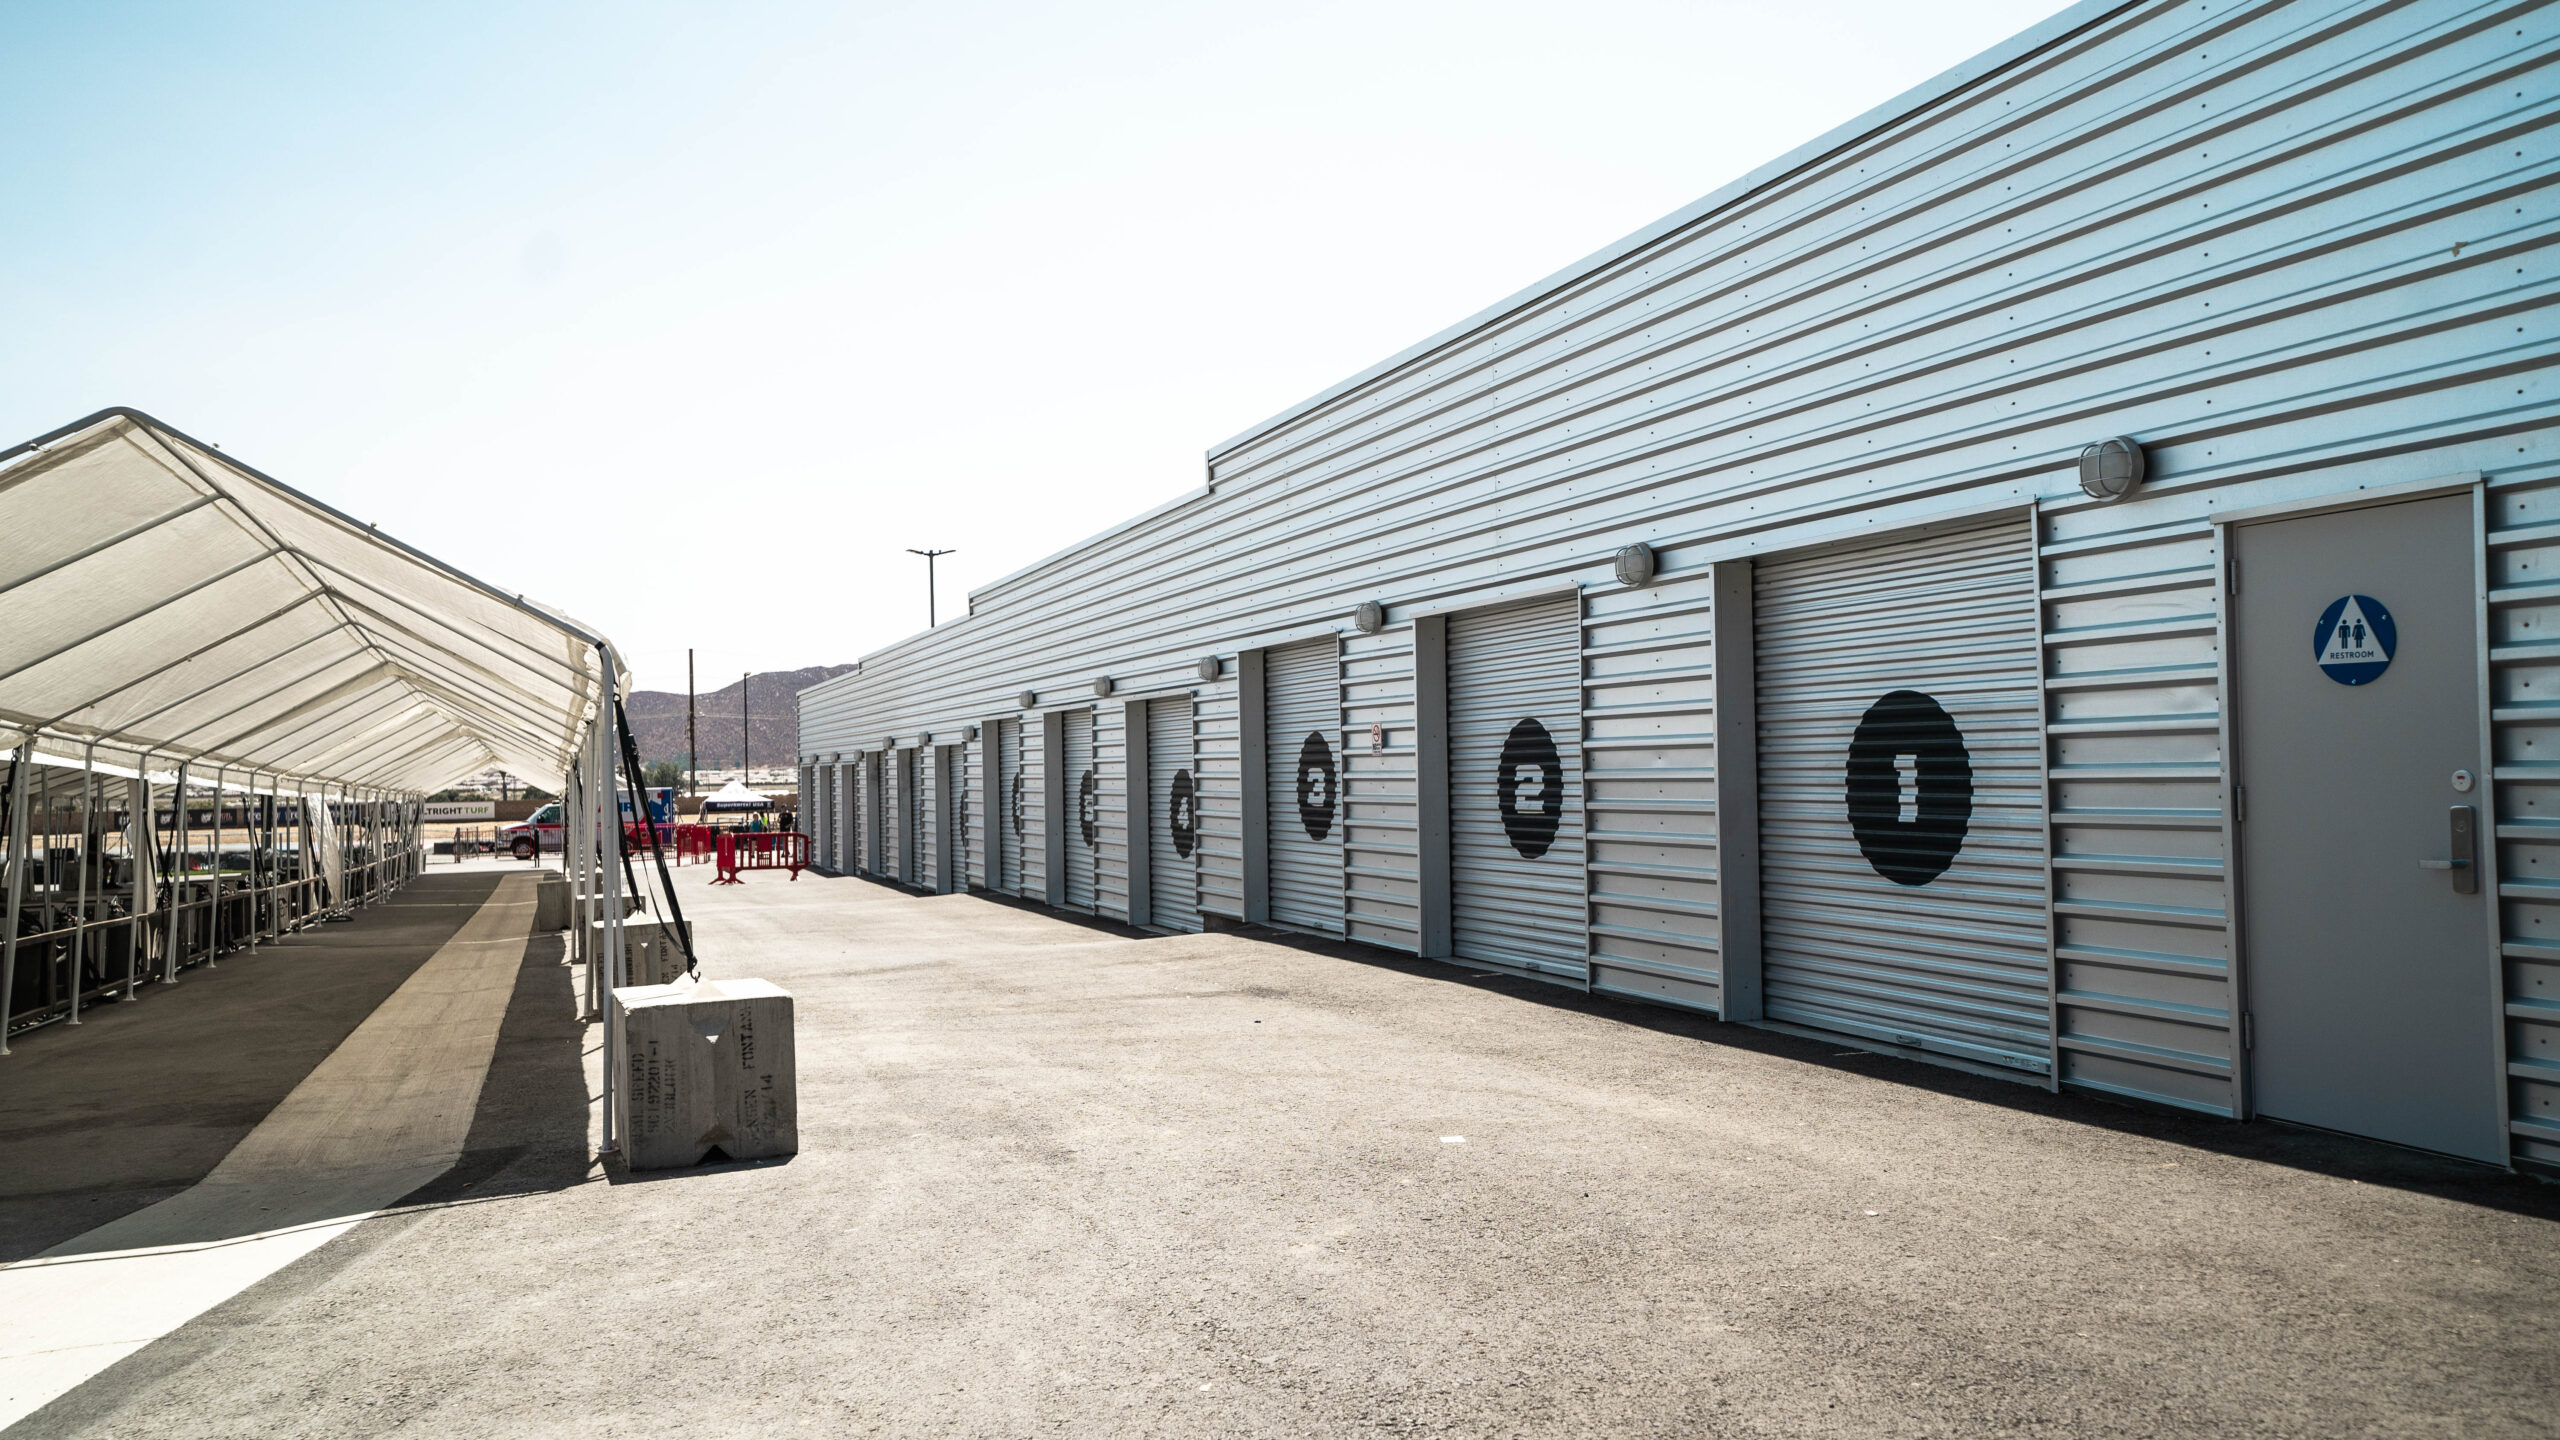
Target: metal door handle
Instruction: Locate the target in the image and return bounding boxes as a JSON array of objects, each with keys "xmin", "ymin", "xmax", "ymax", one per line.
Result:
[{"xmin": 2425, "ymin": 806, "xmax": 2478, "ymax": 895}]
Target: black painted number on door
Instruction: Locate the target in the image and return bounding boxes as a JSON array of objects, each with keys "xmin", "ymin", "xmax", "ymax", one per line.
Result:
[
  {"xmin": 1295, "ymin": 732, "xmax": 1337, "ymax": 840},
  {"xmin": 1078, "ymin": 769, "xmax": 1099, "ymax": 848},
  {"xmin": 1169, "ymin": 770, "xmax": 1197, "ymax": 859},
  {"xmin": 1497, "ymin": 717, "xmax": 1563, "ymax": 859},
  {"xmin": 1845, "ymin": 689, "xmax": 1972, "ymax": 886}
]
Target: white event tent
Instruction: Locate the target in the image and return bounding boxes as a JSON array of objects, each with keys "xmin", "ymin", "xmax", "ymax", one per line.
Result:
[{"xmin": 0, "ymin": 409, "xmax": 645, "ymax": 1143}]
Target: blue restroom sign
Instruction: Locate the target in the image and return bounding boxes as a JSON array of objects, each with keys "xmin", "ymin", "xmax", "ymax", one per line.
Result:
[{"xmin": 2314, "ymin": 594, "xmax": 2395, "ymax": 686}]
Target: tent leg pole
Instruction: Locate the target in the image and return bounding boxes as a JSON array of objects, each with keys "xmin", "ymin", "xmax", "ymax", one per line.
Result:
[
  {"xmin": 68, "ymin": 743, "xmax": 93, "ymax": 1025},
  {"xmin": 125, "ymin": 759, "xmax": 147, "ymax": 1001},
  {"xmin": 165, "ymin": 764, "xmax": 186, "ymax": 983},
  {"xmin": 1, "ymin": 746, "xmax": 31, "ymax": 1056}
]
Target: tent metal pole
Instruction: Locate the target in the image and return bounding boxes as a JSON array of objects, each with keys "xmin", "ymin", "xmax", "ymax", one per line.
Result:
[
  {"xmin": 1, "ymin": 744, "xmax": 31, "ymax": 1055},
  {"xmin": 598, "ymin": 651, "xmax": 625, "ymax": 1159},
  {"xmin": 244, "ymin": 773, "xmax": 260, "ymax": 951},
  {"xmin": 35, "ymin": 763, "xmax": 52, "ymax": 986},
  {"xmin": 125, "ymin": 756, "xmax": 149, "ymax": 1000},
  {"xmin": 165, "ymin": 762, "xmax": 188, "ymax": 982},
  {"xmin": 68, "ymin": 742, "xmax": 93, "ymax": 1025},
  {"xmin": 206, "ymin": 764, "xmax": 223, "ymax": 969},
  {"xmin": 297, "ymin": 785, "xmax": 313, "ymax": 930}
]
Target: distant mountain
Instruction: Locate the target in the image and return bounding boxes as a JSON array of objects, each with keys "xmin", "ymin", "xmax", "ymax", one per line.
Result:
[{"xmin": 626, "ymin": 665, "xmax": 854, "ymax": 768}]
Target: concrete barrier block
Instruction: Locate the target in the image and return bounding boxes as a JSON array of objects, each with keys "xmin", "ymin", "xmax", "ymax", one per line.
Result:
[
  {"xmin": 591, "ymin": 917, "xmax": 693, "ymax": 983},
  {"xmin": 616, "ymin": 978, "xmax": 797, "ymax": 1171},
  {"xmin": 630, "ymin": 918, "xmax": 694, "ymax": 985},
  {"xmin": 574, "ymin": 889, "xmax": 646, "ymax": 919},
  {"xmin": 535, "ymin": 873, "xmax": 570, "ymax": 931}
]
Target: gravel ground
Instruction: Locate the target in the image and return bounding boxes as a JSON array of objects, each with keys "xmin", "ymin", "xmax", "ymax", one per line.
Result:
[{"xmin": 13, "ymin": 867, "xmax": 2559, "ymax": 1438}]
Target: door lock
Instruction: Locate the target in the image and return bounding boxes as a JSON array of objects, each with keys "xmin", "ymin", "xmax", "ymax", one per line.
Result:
[{"xmin": 2420, "ymin": 805, "xmax": 2478, "ymax": 895}]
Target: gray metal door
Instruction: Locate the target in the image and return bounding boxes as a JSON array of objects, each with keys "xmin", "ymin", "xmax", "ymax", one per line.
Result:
[
  {"xmin": 2234, "ymin": 494, "xmax": 2500, "ymax": 1162},
  {"xmin": 1448, "ymin": 594, "xmax": 1587, "ymax": 977},
  {"xmin": 997, "ymin": 718, "xmax": 1023, "ymax": 894},
  {"xmin": 1064, "ymin": 708, "xmax": 1096, "ymax": 910},
  {"xmin": 1149, "ymin": 695, "xmax": 1200, "ymax": 931},
  {"xmin": 1754, "ymin": 519, "xmax": 2050, "ymax": 1074},
  {"xmin": 1266, "ymin": 637, "xmax": 1343, "ymax": 935}
]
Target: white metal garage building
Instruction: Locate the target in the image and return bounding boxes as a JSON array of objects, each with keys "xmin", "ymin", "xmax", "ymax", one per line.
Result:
[{"xmin": 800, "ymin": 0, "xmax": 2560, "ymax": 1173}]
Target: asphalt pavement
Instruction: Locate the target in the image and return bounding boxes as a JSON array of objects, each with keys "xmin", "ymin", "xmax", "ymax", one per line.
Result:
[{"xmin": 8, "ymin": 864, "xmax": 2556, "ymax": 1437}]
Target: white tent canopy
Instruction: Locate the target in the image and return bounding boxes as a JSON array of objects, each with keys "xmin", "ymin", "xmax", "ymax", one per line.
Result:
[
  {"xmin": 0, "ymin": 408, "xmax": 616, "ymax": 794},
  {"xmin": 697, "ymin": 780, "xmax": 772, "ymax": 812}
]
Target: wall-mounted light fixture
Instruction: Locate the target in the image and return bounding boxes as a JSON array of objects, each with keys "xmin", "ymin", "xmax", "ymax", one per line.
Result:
[
  {"xmin": 1614, "ymin": 542, "xmax": 1657, "ymax": 588},
  {"xmin": 2079, "ymin": 436, "xmax": 2146, "ymax": 502},
  {"xmin": 1352, "ymin": 601, "xmax": 1386, "ymax": 634},
  {"xmin": 1016, "ymin": 690, "xmax": 1037, "ymax": 710},
  {"xmin": 1093, "ymin": 676, "xmax": 1115, "ymax": 698},
  {"xmin": 1197, "ymin": 655, "xmax": 1223, "ymax": 682}
]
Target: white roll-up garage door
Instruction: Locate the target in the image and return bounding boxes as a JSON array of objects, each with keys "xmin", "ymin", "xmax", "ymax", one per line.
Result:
[
  {"xmin": 1149, "ymin": 695, "xmax": 1200, "ymax": 931},
  {"xmin": 1448, "ymin": 593, "xmax": 1587, "ymax": 977},
  {"xmin": 1753, "ymin": 518, "xmax": 2050, "ymax": 1075},
  {"xmin": 1064, "ymin": 707, "xmax": 1097, "ymax": 910},
  {"xmin": 996, "ymin": 717, "xmax": 1023, "ymax": 894},
  {"xmin": 1266, "ymin": 637, "xmax": 1343, "ymax": 936}
]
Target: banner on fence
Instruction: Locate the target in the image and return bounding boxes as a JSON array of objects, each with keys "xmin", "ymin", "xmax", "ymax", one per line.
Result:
[{"xmin": 424, "ymin": 801, "xmax": 497, "ymax": 822}]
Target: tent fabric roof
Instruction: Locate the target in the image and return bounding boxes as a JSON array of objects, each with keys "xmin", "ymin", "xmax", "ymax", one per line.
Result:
[
  {"xmin": 0, "ymin": 408, "xmax": 617, "ymax": 794},
  {"xmin": 699, "ymin": 780, "xmax": 772, "ymax": 810}
]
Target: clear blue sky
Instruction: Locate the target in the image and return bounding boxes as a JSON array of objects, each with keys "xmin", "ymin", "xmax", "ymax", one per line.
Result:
[{"xmin": 2, "ymin": 0, "xmax": 2063, "ymax": 693}]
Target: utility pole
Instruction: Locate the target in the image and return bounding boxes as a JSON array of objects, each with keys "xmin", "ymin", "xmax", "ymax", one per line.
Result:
[
  {"xmin": 908, "ymin": 548, "xmax": 955, "ymax": 628},
  {"xmin": 742, "ymin": 672, "xmax": 751, "ymax": 782},
  {"xmin": 687, "ymin": 649, "xmax": 698, "ymax": 800}
]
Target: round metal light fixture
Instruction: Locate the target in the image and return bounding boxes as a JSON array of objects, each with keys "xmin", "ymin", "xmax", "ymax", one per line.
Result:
[
  {"xmin": 1197, "ymin": 655, "xmax": 1223, "ymax": 683},
  {"xmin": 1093, "ymin": 676, "xmax": 1115, "ymax": 698},
  {"xmin": 880, "ymin": 736, "xmax": 897, "ymax": 750},
  {"xmin": 963, "ymin": 725, "xmax": 980, "ymax": 742},
  {"xmin": 2078, "ymin": 436, "xmax": 2146, "ymax": 502},
  {"xmin": 1352, "ymin": 601, "xmax": 1386, "ymax": 635},
  {"xmin": 826, "ymin": 753, "xmax": 841, "ymax": 763},
  {"xmin": 1614, "ymin": 542, "xmax": 1657, "ymax": 588},
  {"xmin": 1016, "ymin": 689, "xmax": 1037, "ymax": 710},
  {"xmin": 919, "ymin": 732, "xmax": 933, "ymax": 746}
]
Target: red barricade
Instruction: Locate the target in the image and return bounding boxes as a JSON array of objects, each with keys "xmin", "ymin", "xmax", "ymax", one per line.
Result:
[{"xmin": 713, "ymin": 830, "xmax": 808, "ymax": 885}]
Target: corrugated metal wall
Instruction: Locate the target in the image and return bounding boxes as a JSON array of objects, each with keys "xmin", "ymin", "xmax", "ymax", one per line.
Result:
[
  {"xmin": 1583, "ymin": 570, "xmax": 1723, "ymax": 1010},
  {"xmin": 1343, "ymin": 626, "xmax": 1419, "ymax": 951},
  {"xmin": 1149, "ymin": 696, "xmax": 1201, "ymax": 931},
  {"xmin": 1448, "ymin": 594, "xmax": 1587, "ymax": 977},
  {"xmin": 2490, "ymin": 462, "xmax": 2560, "ymax": 1168},
  {"xmin": 1266, "ymin": 638, "xmax": 1344, "ymax": 935},
  {"xmin": 997, "ymin": 718, "xmax": 1023, "ymax": 893},
  {"xmin": 1097, "ymin": 704, "xmax": 1129, "ymax": 921},
  {"xmin": 861, "ymin": 752, "xmax": 880, "ymax": 876},
  {"xmin": 1757, "ymin": 519, "xmax": 2051, "ymax": 1075},
  {"xmin": 1019, "ymin": 724, "xmax": 1047, "ymax": 901},
  {"xmin": 1198, "ymin": 675, "xmax": 1243, "ymax": 919},
  {"xmin": 2041, "ymin": 504, "xmax": 2231, "ymax": 1112},
  {"xmin": 922, "ymin": 746, "xmax": 943, "ymax": 892},
  {"xmin": 796, "ymin": 0, "xmax": 2560, "ymax": 1160},
  {"xmin": 849, "ymin": 758, "xmax": 870, "ymax": 871},
  {"xmin": 901, "ymin": 749, "xmax": 921, "ymax": 885},
  {"xmin": 880, "ymin": 750, "xmax": 902, "ymax": 881},
  {"xmin": 1064, "ymin": 708, "xmax": 1096, "ymax": 910}
]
